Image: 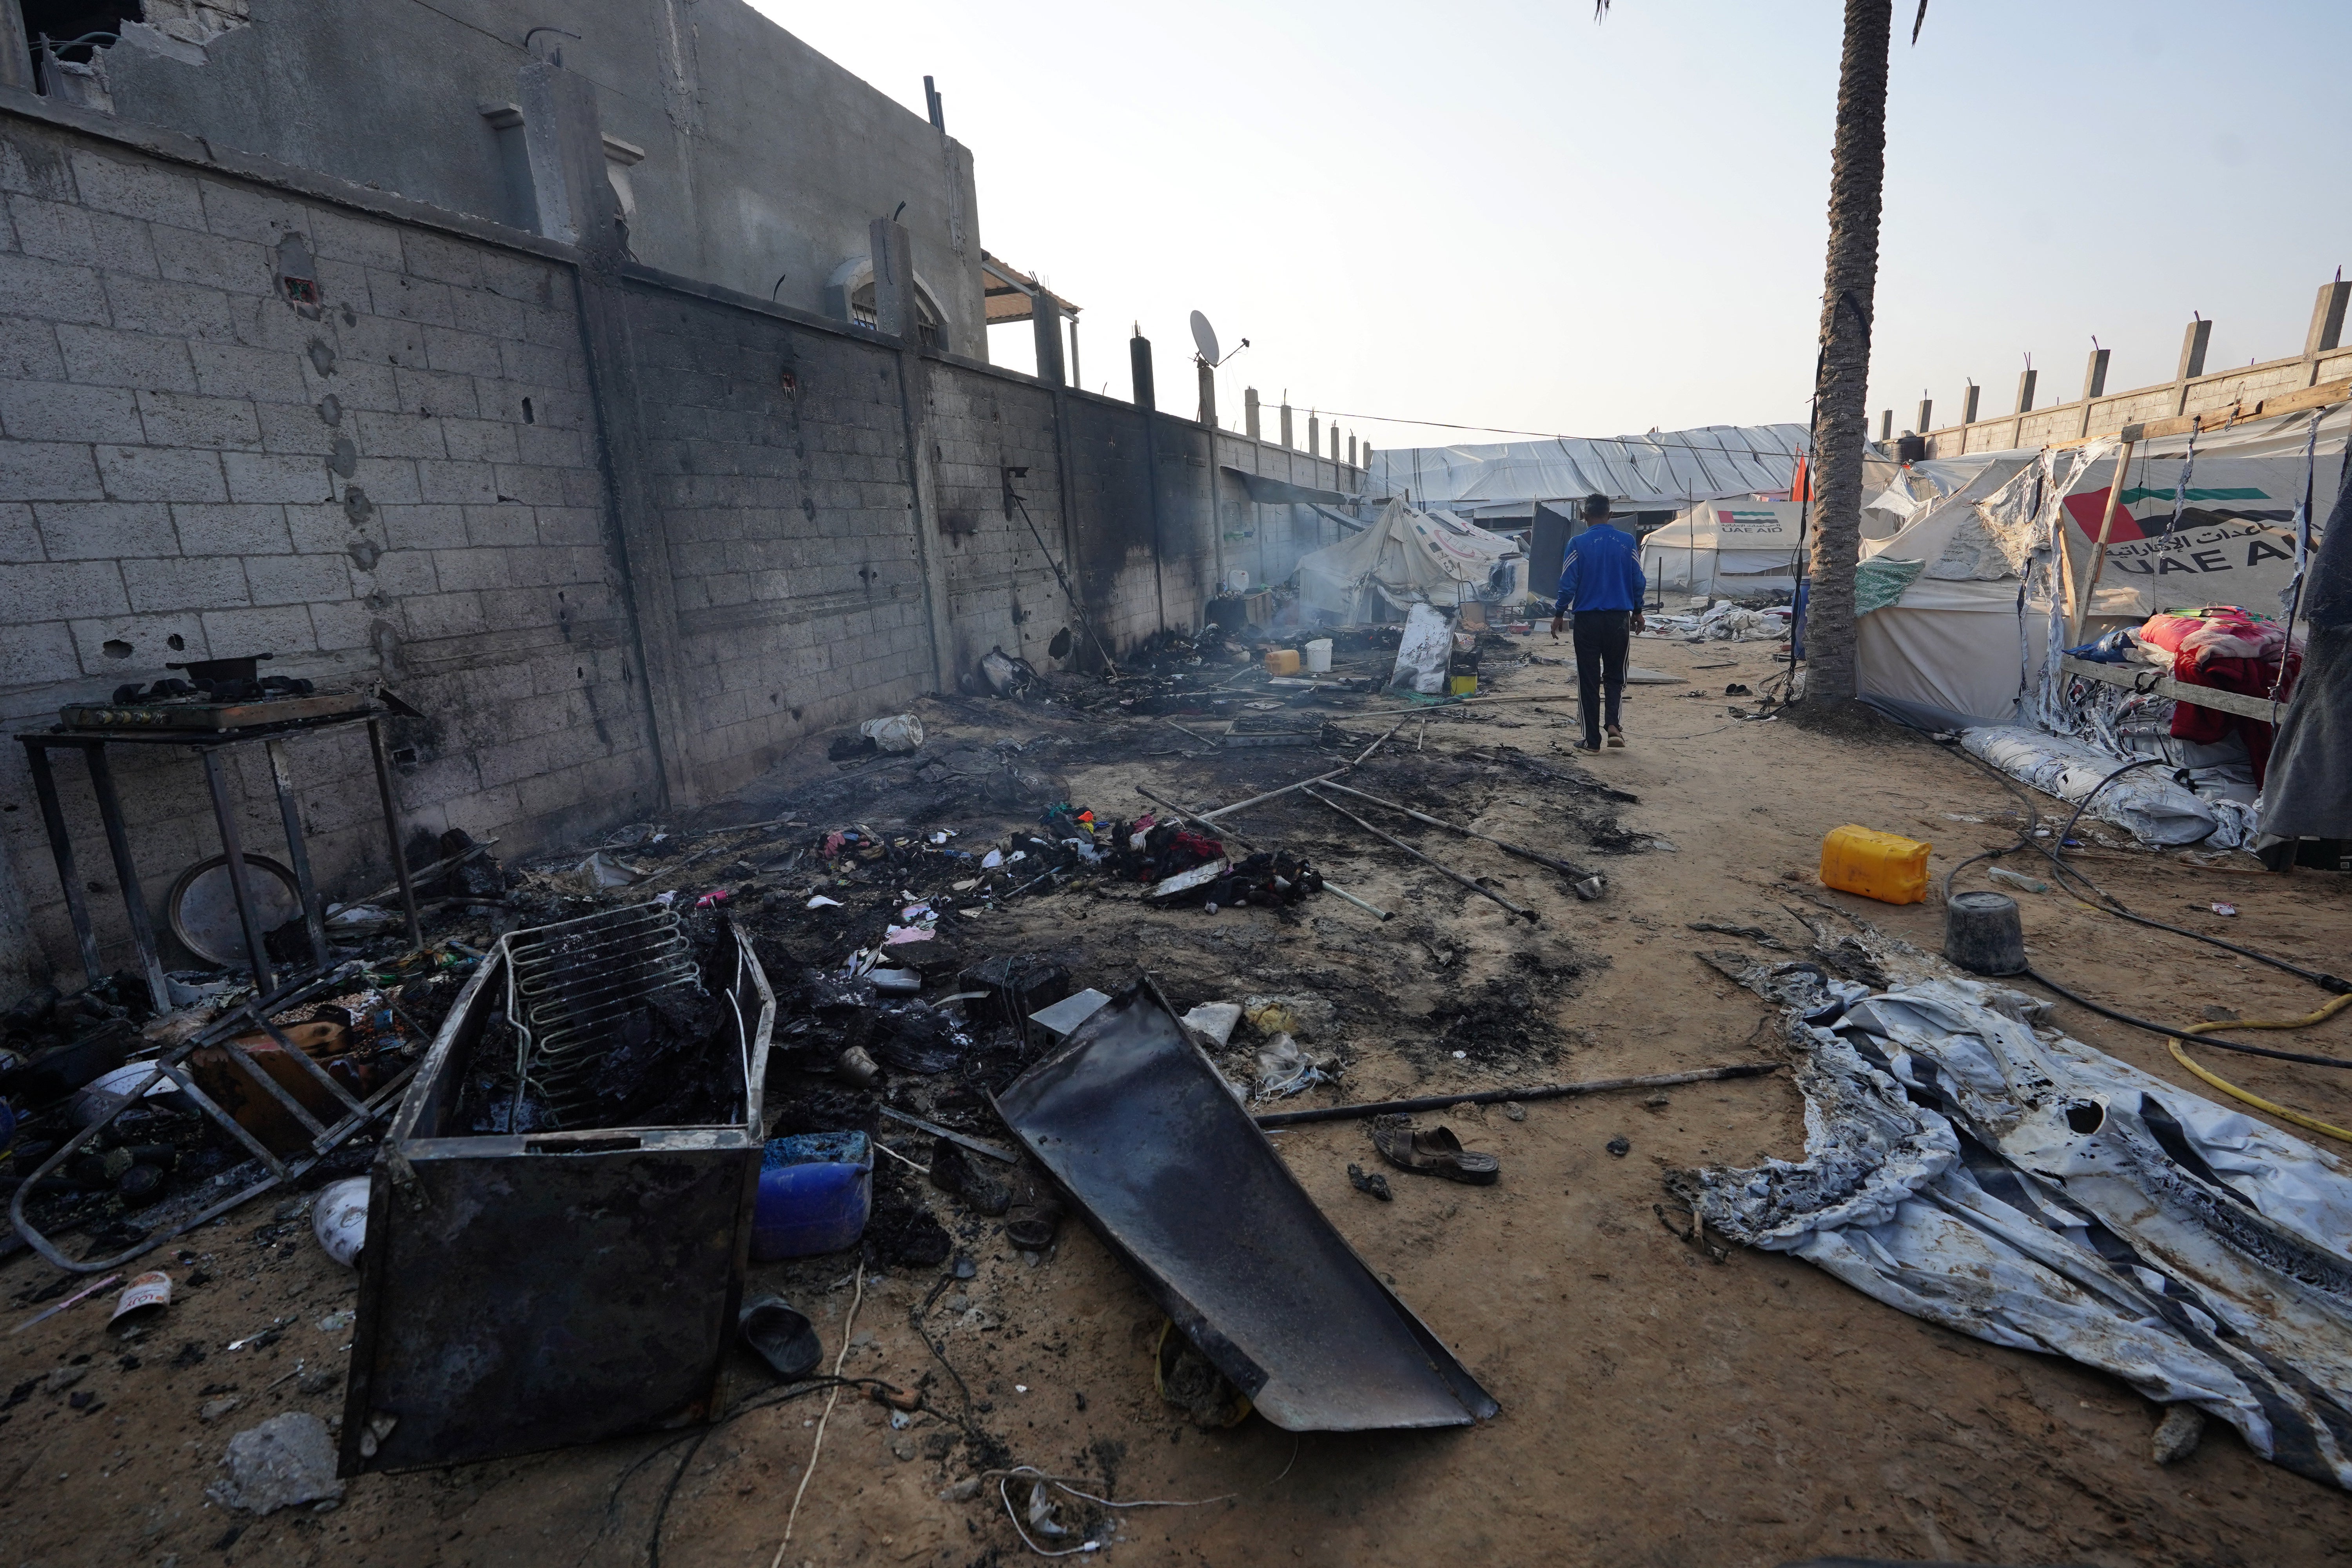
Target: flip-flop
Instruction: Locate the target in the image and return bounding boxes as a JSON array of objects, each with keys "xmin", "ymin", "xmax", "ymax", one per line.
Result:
[
  {"xmin": 1005, "ymin": 1196, "xmax": 1064, "ymax": 1250},
  {"xmin": 739, "ymin": 1296, "xmax": 822, "ymax": 1380},
  {"xmin": 1370, "ymin": 1114, "xmax": 1500, "ymax": 1185}
]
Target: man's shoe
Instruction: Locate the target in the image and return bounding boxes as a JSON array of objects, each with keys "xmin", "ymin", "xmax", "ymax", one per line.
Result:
[{"xmin": 1606, "ymin": 726, "xmax": 1626, "ymax": 748}]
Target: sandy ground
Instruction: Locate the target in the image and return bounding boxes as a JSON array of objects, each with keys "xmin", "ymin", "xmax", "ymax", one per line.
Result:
[{"xmin": 7, "ymin": 629, "xmax": 2352, "ymax": 1568}]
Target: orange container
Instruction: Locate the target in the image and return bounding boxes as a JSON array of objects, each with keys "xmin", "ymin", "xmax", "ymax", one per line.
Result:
[
  {"xmin": 1265, "ymin": 648, "xmax": 1301, "ymax": 677},
  {"xmin": 1819, "ymin": 824, "xmax": 1931, "ymax": 905}
]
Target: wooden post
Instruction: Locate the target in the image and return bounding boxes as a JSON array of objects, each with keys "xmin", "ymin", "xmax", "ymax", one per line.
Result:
[{"xmin": 2073, "ymin": 437, "xmax": 2135, "ymax": 636}]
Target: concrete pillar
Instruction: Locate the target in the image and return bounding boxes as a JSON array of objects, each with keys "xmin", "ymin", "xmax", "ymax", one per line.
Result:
[
  {"xmin": 2307, "ymin": 279, "xmax": 2350, "ymax": 356},
  {"xmin": 1348, "ymin": 433, "xmax": 1357, "ymax": 467},
  {"xmin": 517, "ymin": 61, "xmax": 623, "ymax": 254},
  {"xmin": 1915, "ymin": 397, "xmax": 1932, "ymax": 434},
  {"xmin": 2177, "ymin": 317, "xmax": 2212, "ymax": 382},
  {"xmin": 541, "ymin": 57, "xmax": 693, "ymax": 806},
  {"xmin": 1307, "ymin": 412, "xmax": 1319, "ymax": 455},
  {"xmin": 1196, "ymin": 359, "xmax": 1216, "ymax": 426},
  {"xmin": 1960, "ymin": 383, "xmax": 1980, "ymax": 426},
  {"xmin": 1280, "ymin": 402, "xmax": 1293, "ymax": 449},
  {"xmin": 1245, "ymin": 387, "xmax": 1261, "ymax": 440},
  {"xmin": 2014, "ymin": 368, "xmax": 2036, "ymax": 415},
  {"xmin": 1330, "ymin": 425, "xmax": 1339, "ymax": 462},
  {"xmin": 1878, "ymin": 410, "xmax": 1892, "ymax": 441},
  {"xmin": 0, "ymin": 2, "xmax": 32, "ymax": 91},
  {"xmin": 869, "ymin": 218, "xmax": 919, "ymax": 343},
  {"xmin": 1032, "ymin": 301, "xmax": 1065, "ymax": 387},
  {"xmin": 2082, "ymin": 347, "xmax": 2110, "ymax": 401},
  {"xmin": 1129, "ymin": 331, "xmax": 1154, "ymax": 411}
]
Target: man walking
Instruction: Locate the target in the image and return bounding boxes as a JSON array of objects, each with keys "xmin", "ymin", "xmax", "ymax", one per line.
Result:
[{"xmin": 1549, "ymin": 493, "xmax": 1646, "ymax": 751}]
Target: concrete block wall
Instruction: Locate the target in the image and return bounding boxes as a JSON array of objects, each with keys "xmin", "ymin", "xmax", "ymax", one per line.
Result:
[
  {"xmin": 622, "ymin": 283, "xmax": 934, "ymax": 801},
  {"xmin": 0, "ymin": 111, "xmax": 652, "ymax": 990},
  {"xmin": 923, "ymin": 365, "xmax": 1072, "ymax": 680},
  {"xmin": 0, "ymin": 100, "xmax": 1365, "ymax": 999},
  {"xmin": 1924, "ymin": 341, "xmax": 2352, "ymax": 457}
]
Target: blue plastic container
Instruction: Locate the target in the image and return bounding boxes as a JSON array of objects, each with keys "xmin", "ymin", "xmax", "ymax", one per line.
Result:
[{"xmin": 752, "ymin": 1132, "xmax": 872, "ymax": 1260}]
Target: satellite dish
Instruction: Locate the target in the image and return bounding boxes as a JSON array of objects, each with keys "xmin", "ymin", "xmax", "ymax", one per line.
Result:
[{"xmin": 1189, "ymin": 310, "xmax": 1220, "ymax": 367}]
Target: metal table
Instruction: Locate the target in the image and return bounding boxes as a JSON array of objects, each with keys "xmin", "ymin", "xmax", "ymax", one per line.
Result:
[{"xmin": 16, "ymin": 708, "xmax": 422, "ymax": 999}]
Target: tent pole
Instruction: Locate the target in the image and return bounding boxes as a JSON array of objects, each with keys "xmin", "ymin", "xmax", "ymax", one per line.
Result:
[{"xmin": 2071, "ymin": 437, "xmax": 2134, "ymax": 641}]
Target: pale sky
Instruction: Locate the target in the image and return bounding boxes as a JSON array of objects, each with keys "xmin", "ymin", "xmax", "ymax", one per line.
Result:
[{"xmin": 759, "ymin": 0, "xmax": 2352, "ymax": 456}]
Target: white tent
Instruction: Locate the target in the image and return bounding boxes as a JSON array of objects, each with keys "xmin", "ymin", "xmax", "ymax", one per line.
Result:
[
  {"xmin": 1296, "ymin": 498, "xmax": 1524, "ymax": 619},
  {"xmin": 1643, "ymin": 501, "xmax": 1807, "ymax": 597},
  {"xmin": 1366, "ymin": 424, "xmax": 1806, "ymax": 512},
  {"xmin": 1854, "ymin": 406, "xmax": 2343, "ymax": 723}
]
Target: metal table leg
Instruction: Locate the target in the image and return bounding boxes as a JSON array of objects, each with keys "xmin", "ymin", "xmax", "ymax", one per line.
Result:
[
  {"xmin": 200, "ymin": 747, "xmax": 276, "ymax": 994},
  {"xmin": 265, "ymin": 738, "xmax": 331, "ymax": 969},
  {"xmin": 83, "ymin": 745, "xmax": 172, "ymax": 1013},
  {"xmin": 367, "ymin": 719, "xmax": 423, "ymax": 949},
  {"xmin": 20, "ymin": 740, "xmax": 103, "ymax": 989}
]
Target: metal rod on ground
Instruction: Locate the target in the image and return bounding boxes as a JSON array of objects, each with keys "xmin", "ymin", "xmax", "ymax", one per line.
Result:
[
  {"xmin": 1352, "ymin": 719, "xmax": 1407, "ymax": 765},
  {"xmin": 327, "ymin": 839, "xmax": 496, "ymax": 918},
  {"xmin": 880, "ymin": 1105, "xmax": 1018, "ymax": 1163},
  {"xmin": 1136, "ymin": 786, "xmax": 1392, "ymax": 921},
  {"xmin": 1254, "ymin": 1062, "xmax": 1783, "ymax": 1128},
  {"xmin": 1348, "ymin": 692, "xmax": 1583, "ymax": 718},
  {"xmin": 1196, "ymin": 768, "xmax": 1352, "ymax": 824},
  {"xmin": 1306, "ymin": 788, "xmax": 1539, "ymax": 922},
  {"xmin": 1318, "ymin": 779, "xmax": 1604, "ymax": 890}
]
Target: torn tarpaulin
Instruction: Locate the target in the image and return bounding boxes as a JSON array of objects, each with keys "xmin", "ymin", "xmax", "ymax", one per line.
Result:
[{"xmin": 1675, "ymin": 960, "xmax": 2352, "ymax": 1490}]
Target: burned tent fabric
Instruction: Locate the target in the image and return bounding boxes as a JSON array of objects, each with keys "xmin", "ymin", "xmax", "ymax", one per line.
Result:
[
  {"xmin": 1678, "ymin": 966, "xmax": 2352, "ymax": 1490},
  {"xmin": 1296, "ymin": 497, "xmax": 1521, "ymax": 617}
]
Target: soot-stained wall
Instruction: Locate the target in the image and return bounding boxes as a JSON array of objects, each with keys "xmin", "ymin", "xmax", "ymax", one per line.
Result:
[{"xmin": 0, "ymin": 96, "xmax": 1360, "ymax": 1000}]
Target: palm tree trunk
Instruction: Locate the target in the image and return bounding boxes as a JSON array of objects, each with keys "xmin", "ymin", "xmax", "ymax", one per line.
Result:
[{"xmin": 1801, "ymin": 0, "xmax": 1893, "ymax": 710}]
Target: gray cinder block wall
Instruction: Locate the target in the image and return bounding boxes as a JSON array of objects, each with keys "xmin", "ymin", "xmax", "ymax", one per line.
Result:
[
  {"xmin": 0, "ymin": 89, "xmax": 1361, "ymax": 1002},
  {"xmin": 96, "ymin": 0, "xmax": 992, "ymax": 361}
]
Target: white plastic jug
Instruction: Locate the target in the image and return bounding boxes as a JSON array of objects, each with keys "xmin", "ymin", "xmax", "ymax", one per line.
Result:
[{"xmin": 1303, "ymin": 639, "xmax": 1332, "ymax": 673}]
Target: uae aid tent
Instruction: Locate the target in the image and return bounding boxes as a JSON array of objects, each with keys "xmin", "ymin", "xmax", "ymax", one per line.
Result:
[
  {"xmin": 1641, "ymin": 501, "xmax": 1808, "ymax": 597},
  {"xmin": 1853, "ymin": 406, "xmax": 2344, "ymax": 723}
]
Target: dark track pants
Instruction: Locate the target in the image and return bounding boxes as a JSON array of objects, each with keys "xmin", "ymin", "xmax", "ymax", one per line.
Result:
[{"xmin": 1572, "ymin": 610, "xmax": 1630, "ymax": 746}]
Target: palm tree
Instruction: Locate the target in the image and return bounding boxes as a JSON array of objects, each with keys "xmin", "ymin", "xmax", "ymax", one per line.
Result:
[{"xmin": 1597, "ymin": 0, "xmax": 1906, "ymax": 717}]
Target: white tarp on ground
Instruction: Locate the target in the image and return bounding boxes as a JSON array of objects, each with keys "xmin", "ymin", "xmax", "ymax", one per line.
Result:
[
  {"xmin": 1682, "ymin": 958, "xmax": 2352, "ymax": 1493},
  {"xmin": 1367, "ymin": 424, "xmax": 1806, "ymax": 512},
  {"xmin": 1643, "ymin": 501, "xmax": 1807, "ymax": 596},
  {"xmin": 1296, "ymin": 497, "xmax": 1522, "ymax": 618},
  {"xmin": 1855, "ymin": 407, "xmax": 2342, "ymax": 725},
  {"xmin": 1960, "ymin": 725, "xmax": 2222, "ymax": 844}
]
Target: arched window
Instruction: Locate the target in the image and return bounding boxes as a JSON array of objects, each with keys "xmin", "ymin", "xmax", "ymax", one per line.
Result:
[{"xmin": 827, "ymin": 255, "xmax": 945, "ymax": 348}]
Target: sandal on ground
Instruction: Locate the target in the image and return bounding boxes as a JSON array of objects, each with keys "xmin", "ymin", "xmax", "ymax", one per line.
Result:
[
  {"xmin": 1370, "ymin": 1114, "xmax": 1500, "ymax": 1185},
  {"xmin": 1004, "ymin": 1167, "xmax": 1065, "ymax": 1249},
  {"xmin": 1005, "ymin": 1195, "xmax": 1065, "ymax": 1250},
  {"xmin": 1606, "ymin": 726, "xmax": 1626, "ymax": 748}
]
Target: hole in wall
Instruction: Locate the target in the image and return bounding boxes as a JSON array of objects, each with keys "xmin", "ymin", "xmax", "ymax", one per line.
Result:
[
  {"xmin": 521, "ymin": 397, "xmax": 534, "ymax": 424},
  {"xmin": 167, "ymin": 633, "xmax": 184, "ymax": 650},
  {"xmin": 779, "ymin": 368, "xmax": 797, "ymax": 394},
  {"xmin": 100, "ymin": 639, "xmax": 132, "ymax": 659},
  {"xmin": 391, "ymin": 747, "xmax": 418, "ymax": 765},
  {"xmin": 576, "ymin": 666, "xmax": 584, "ymax": 679}
]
